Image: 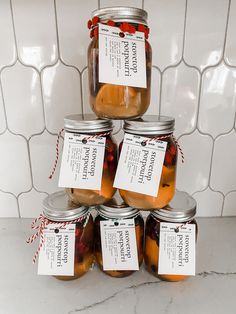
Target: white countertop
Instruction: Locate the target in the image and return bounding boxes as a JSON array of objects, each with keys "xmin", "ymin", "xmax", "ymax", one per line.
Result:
[{"xmin": 0, "ymin": 218, "xmax": 236, "ymax": 314}]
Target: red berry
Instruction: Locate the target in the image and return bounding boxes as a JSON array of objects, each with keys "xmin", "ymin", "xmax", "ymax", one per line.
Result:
[
  {"xmin": 170, "ymin": 145, "xmax": 177, "ymax": 156},
  {"xmin": 94, "ymin": 27, "xmax": 98, "ymax": 38},
  {"xmin": 165, "ymin": 151, "xmax": 172, "ymax": 165},
  {"xmin": 107, "ymin": 20, "xmax": 115, "ymax": 26},
  {"xmin": 138, "ymin": 24, "xmax": 146, "ymax": 32},
  {"xmin": 92, "ymin": 16, "xmax": 99, "ymax": 25},
  {"xmin": 87, "ymin": 20, "xmax": 92, "ymax": 29},
  {"xmin": 120, "ymin": 22, "xmax": 130, "ymax": 33},
  {"xmin": 129, "ymin": 25, "xmax": 136, "ymax": 34},
  {"xmin": 107, "ymin": 154, "xmax": 114, "ymax": 162}
]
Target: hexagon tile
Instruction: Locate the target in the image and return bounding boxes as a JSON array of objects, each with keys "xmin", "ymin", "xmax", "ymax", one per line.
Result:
[
  {"xmin": 12, "ymin": 0, "xmax": 58, "ymax": 70},
  {"xmin": 0, "ymin": 0, "xmax": 16, "ymax": 69},
  {"xmin": 29, "ymin": 130, "xmax": 63, "ymax": 194},
  {"xmin": 184, "ymin": 0, "xmax": 228, "ymax": 71},
  {"xmin": 0, "ymin": 191, "xmax": 18, "ymax": 217},
  {"xmin": 41, "ymin": 61, "xmax": 82, "ymax": 133},
  {"xmin": 198, "ymin": 63, "xmax": 236, "ymax": 138},
  {"xmin": 144, "ymin": 0, "xmax": 185, "ymax": 71},
  {"xmin": 161, "ymin": 62, "xmax": 200, "ymax": 137},
  {"xmin": 56, "ymin": 0, "xmax": 98, "ymax": 71},
  {"xmin": 18, "ymin": 188, "xmax": 47, "ymax": 218},
  {"xmin": 210, "ymin": 130, "xmax": 236, "ymax": 195},
  {"xmin": 1, "ymin": 62, "xmax": 45, "ymax": 138},
  {"xmin": 176, "ymin": 130, "xmax": 213, "ymax": 195},
  {"xmin": 0, "ymin": 131, "xmax": 32, "ymax": 195}
]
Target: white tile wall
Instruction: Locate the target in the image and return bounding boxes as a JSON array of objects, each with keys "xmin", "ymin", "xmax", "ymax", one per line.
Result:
[{"xmin": 0, "ymin": 0, "xmax": 235, "ymax": 217}]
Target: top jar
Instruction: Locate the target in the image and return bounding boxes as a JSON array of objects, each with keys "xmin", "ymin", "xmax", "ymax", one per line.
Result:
[
  {"xmin": 119, "ymin": 116, "xmax": 177, "ymax": 209},
  {"xmin": 63, "ymin": 114, "xmax": 118, "ymax": 206},
  {"xmin": 87, "ymin": 7, "xmax": 152, "ymax": 119}
]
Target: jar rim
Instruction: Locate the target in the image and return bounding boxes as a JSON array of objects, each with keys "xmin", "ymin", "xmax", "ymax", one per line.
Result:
[
  {"xmin": 43, "ymin": 191, "xmax": 89, "ymax": 222},
  {"xmin": 64, "ymin": 114, "xmax": 113, "ymax": 133},
  {"xmin": 97, "ymin": 199, "xmax": 140, "ymax": 219},
  {"xmin": 151, "ymin": 191, "xmax": 197, "ymax": 223},
  {"xmin": 91, "ymin": 6, "xmax": 148, "ymax": 25},
  {"xmin": 123, "ymin": 115, "xmax": 175, "ymax": 135}
]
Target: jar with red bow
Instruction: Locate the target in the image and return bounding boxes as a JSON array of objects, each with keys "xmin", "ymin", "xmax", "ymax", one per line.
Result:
[{"xmin": 87, "ymin": 7, "xmax": 152, "ymax": 119}]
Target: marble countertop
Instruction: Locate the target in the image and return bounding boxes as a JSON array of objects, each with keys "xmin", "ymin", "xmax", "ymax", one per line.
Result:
[{"xmin": 0, "ymin": 218, "xmax": 236, "ymax": 314}]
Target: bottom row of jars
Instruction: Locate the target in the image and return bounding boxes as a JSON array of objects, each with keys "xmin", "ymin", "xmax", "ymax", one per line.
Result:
[{"xmin": 42, "ymin": 191, "xmax": 197, "ymax": 282}]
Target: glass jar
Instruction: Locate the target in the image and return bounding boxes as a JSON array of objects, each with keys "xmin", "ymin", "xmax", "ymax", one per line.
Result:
[
  {"xmin": 94, "ymin": 199, "xmax": 144, "ymax": 277},
  {"xmin": 43, "ymin": 191, "xmax": 94, "ymax": 280},
  {"xmin": 63, "ymin": 114, "xmax": 117, "ymax": 206},
  {"xmin": 144, "ymin": 191, "xmax": 198, "ymax": 282},
  {"xmin": 88, "ymin": 7, "xmax": 152, "ymax": 119},
  {"xmin": 119, "ymin": 116, "xmax": 177, "ymax": 209}
]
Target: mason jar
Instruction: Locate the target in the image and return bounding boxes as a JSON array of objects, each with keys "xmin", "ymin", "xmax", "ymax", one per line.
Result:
[
  {"xmin": 63, "ymin": 114, "xmax": 117, "ymax": 206},
  {"xmin": 144, "ymin": 191, "xmax": 198, "ymax": 282},
  {"xmin": 94, "ymin": 199, "xmax": 144, "ymax": 277},
  {"xmin": 87, "ymin": 7, "xmax": 152, "ymax": 119},
  {"xmin": 119, "ymin": 116, "xmax": 177, "ymax": 209},
  {"xmin": 43, "ymin": 191, "xmax": 94, "ymax": 280}
]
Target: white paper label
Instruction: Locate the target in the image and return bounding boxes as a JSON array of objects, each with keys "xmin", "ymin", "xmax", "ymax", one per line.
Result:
[
  {"xmin": 100, "ymin": 219, "xmax": 139, "ymax": 271},
  {"xmin": 158, "ymin": 223, "xmax": 196, "ymax": 276},
  {"xmin": 38, "ymin": 224, "xmax": 76, "ymax": 276},
  {"xmin": 99, "ymin": 24, "xmax": 146, "ymax": 88},
  {"xmin": 113, "ymin": 134, "xmax": 167, "ymax": 197},
  {"xmin": 58, "ymin": 132, "xmax": 105, "ymax": 190}
]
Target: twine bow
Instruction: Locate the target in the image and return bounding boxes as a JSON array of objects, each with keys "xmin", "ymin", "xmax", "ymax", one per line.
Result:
[
  {"xmin": 48, "ymin": 129, "xmax": 111, "ymax": 180},
  {"xmin": 143, "ymin": 134, "xmax": 184, "ymax": 163},
  {"xmin": 26, "ymin": 214, "xmax": 89, "ymax": 264}
]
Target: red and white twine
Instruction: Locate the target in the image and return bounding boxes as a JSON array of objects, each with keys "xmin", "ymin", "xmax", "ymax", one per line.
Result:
[
  {"xmin": 48, "ymin": 129, "xmax": 111, "ymax": 180},
  {"xmin": 26, "ymin": 213, "xmax": 89, "ymax": 264},
  {"xmin": 48, "ymin": 128, "xmax": 64, "ymax": 179},
  {"xmin": 144, "ymin": 134, "xmax": 184, "ymax": 163}
]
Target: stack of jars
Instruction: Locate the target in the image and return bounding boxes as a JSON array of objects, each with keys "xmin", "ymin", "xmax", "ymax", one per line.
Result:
[{"xmin": 42, "ymin": 6, "xmax": 197, "ymax": 282}]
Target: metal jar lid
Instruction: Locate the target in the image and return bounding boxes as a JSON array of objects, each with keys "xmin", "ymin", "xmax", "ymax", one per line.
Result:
[
  {"xmin": 123, "ymin": 115, "xmax": 175, "ymax": 135},
  {"xmin": 43, "ymin": 191, "xmax": 89, "ymax": 222},
  {"xmin": 97, "ymin": 198, "xmax": 140, "ymax": 219},
  {"xmin": 64, "ymin": 114, "xmax": 113, "ymax": 133},
  {"xmin": 92, "ymin": 7, "xmax": 148, "ymax": 25},
  {"xmin": 151, "ymin": 191, "xmax": 197, "ymax": 223}
]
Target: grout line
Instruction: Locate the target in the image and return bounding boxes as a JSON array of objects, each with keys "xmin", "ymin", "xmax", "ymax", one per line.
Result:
[
  {"xmin": 53, "ymin": 0, "xmax": 61, "ymax": 61},
  {"xmin": 222, "ymin": 0, "xmax": 232, "ymax": 60},
  {"xmin": 182, "ymin": 0, "xmax": 188, "ymax": 58},
  {"xmin": 142, "ymin": 0, "xmax": 145, "ymax": 10}
]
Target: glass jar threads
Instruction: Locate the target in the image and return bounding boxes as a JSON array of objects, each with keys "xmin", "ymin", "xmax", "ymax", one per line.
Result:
[
  {"xmin": 87, "ymin": 7, "xmax": 152, "ymax": 119},
  {"xmin": 119, "ymin": 116, "xmax": 177, "ymax": 209},
  {"xmin": 43, "ymin": 191, "xmax": 94, "ymax": 280},
  {"xmin": 62, "ymin": 114, "xmax": 117, "ymax": 206},
  {"xmin": 94, "ymin": 199, "xmax": 144, "ymax": 277},
  {"xmin": 144, "ymin": 191, "xmax": 197, "ymax": 282}
]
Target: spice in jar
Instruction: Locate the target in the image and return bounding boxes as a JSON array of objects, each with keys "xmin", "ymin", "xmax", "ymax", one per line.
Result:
[
  {"xmin": 41, "ymin": 191, "xmax": 94, "ymax": 280},
  {"xmin": 94, "ymin": 198, "xmax": 144, "ymax": 277},
  {"xmin": 87, "ymin": 7, "xmax": 152, "ymax": 119},
  {"xmin": 118, "ymin": 116, "xmax": 177, "ymax": 209},
  {"xmin": 144, "ymin": 191, "xmax": 198, "ymax": 282},
  {"xmin": 61, "ymin": 114, "xmax": 117, "ymax": 206}
]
